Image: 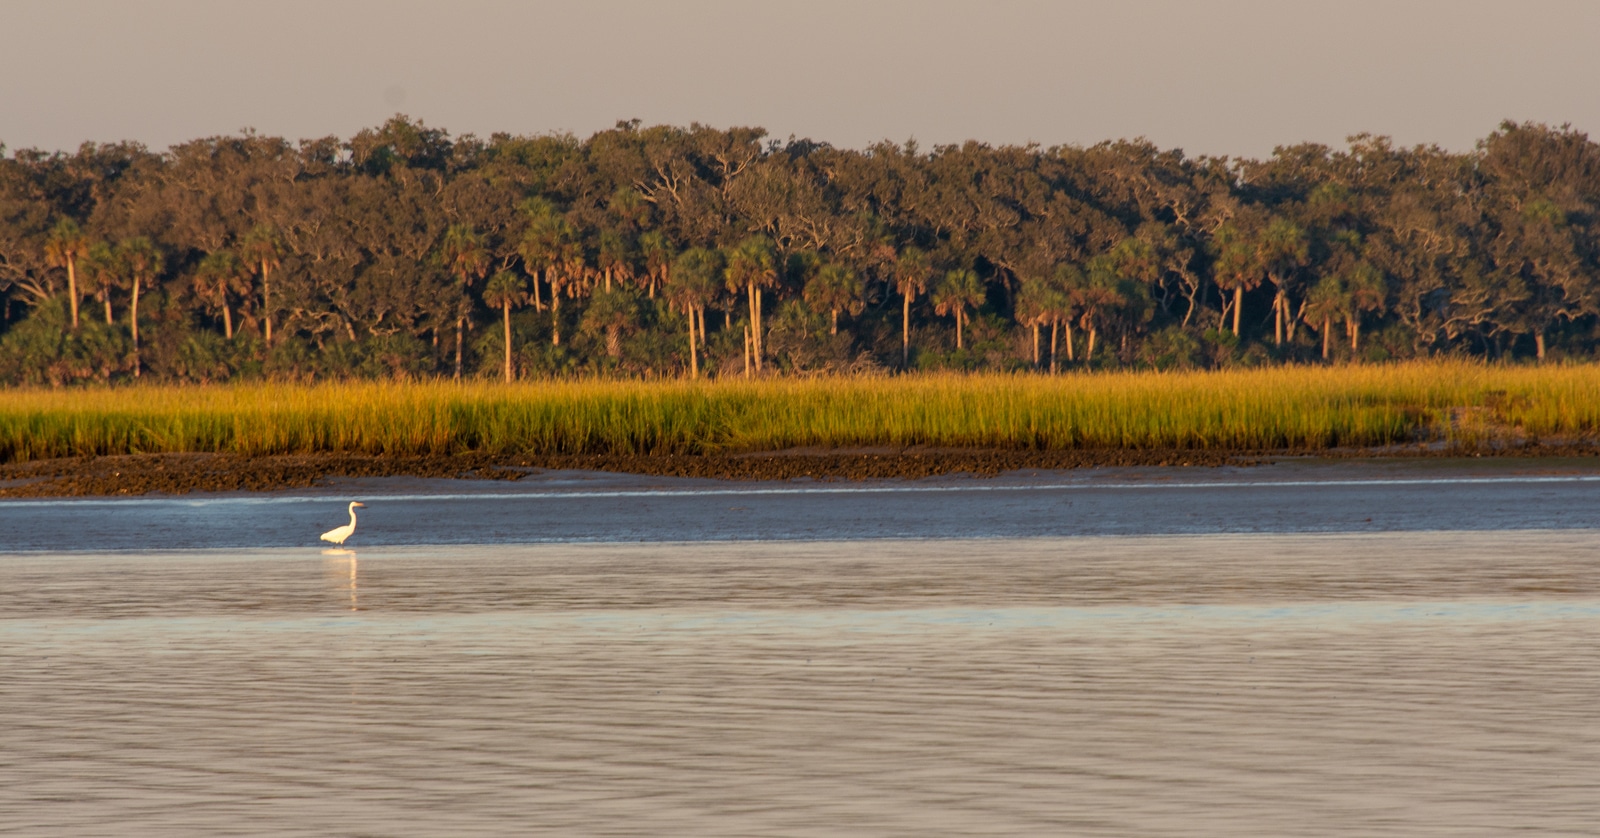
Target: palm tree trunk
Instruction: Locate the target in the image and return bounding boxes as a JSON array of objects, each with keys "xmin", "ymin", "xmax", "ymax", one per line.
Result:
[
  {"xmin": 1031, "ymin": 322, "xmax": 1040, "ymax": 366},
  {"xmin": 956, "ymin": 309, "xmax": 964, "ymax": 350},
  {"xmin": 687, "ymin": 307, "xmax": 698, "ymax": 379},
  {"xmin": 261, "ymin": 261, "xmax": 273, "ymax": 347},
  {"xmin": 1065, "ymin": 321, "xmax": 1075, "ymax": 361},
  {"xmin": 697, "ymin": 306, "xmax": 706, "ymax": 349},
  {"xmin": 743, "ymin": 326, "xmax": 751, "ymax": 377},
  {"xmin": 747, "ymin": 284, "xmax": 764, "ymax": 373},
  {"xmin": 1049, "ymin": 321, "xmax": 1058, "ymax": 374},
  {"xmin": 130, "ymin": 279, "xmax": 141, "ymax": 377},
  {"xmin": 748, "ymin": 284, "xmax": 758, "ymax": 369},
  {"xmin": 67, "ymin": 258, "xmax": 79, "ymax": 330},
  {"xmin": 1322, "ymin": 316, "xmax": 1330, "ymax": 359},
  {"xmin": 502, "ymin": 300, "xmax": 513, "ymax": 383},
  {"xmin": 551, "ymin": 295, "xmax": 561, "ymax": 346},
  {"xmin": 103, "ymin": 295, "xmax": 112, "ymax": 326},
  {"xmin": 1535, "ymin": 331, "xmax": 1546, "ymax": 362},
  {"xmin": 1232, "ymin": 286, "xmax": 1243, "ymax": 337},
  {"xmin": 1087, "ymin": 327, "xmax": 1097, "ymax": 361},
  {"xmin": 754, "ymin": 287, "xmax": 764, "ymax": 372},
  {"xmin": 831, "ymin": 308, "xmax": 838, "ymax": 335},
  {"xmin": 223, "ymin": 304, "xmax": 233, "ymax": 339},
  {"xmin": 532, "ymin": 271, "xmax": 544, "ymax": 312},
  {"xmin": 1350, "ymin": 318, "xmax": 1360, "ymax": 353},
  {"xmin": 454, "ymin": 316, "xmax": 464, "ymax": 380},
  {"xmin": 902, "ymin": 292, "xmax": 912, "ymax": 368},
  {"xmin": 1273, "ymin": 292, "xmax": 1284, "ymax": 346}
]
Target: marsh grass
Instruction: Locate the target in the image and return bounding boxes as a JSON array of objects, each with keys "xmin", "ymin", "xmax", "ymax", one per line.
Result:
[{"xmin": 2, "ymin": 362, "xmax": 1597, "ymax": 462}]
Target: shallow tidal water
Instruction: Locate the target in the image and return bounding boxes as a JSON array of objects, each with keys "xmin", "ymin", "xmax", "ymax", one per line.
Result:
[
  {"xmin": 4, "ymin": 527, "xmax": 1600, "ymax": 836},
  {"xmin": 6, "ymin": 458, "xmax": 1600, "ymax": 551}
]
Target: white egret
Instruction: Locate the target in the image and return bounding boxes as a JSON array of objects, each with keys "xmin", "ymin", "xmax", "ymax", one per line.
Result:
[{"xmin": 320, "ymin": 501, "xmax": 366, "ymax": 545}]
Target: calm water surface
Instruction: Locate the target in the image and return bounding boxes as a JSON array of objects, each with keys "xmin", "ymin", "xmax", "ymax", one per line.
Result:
[{"xmin": 4, "ymin": 530, "xmax": 1600, "ymax": 836}]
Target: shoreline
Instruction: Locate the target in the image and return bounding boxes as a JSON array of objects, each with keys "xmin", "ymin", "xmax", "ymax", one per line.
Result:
[{"xmin": 3, "ymin": 445, "xmax": 1598, "ymax": 498}]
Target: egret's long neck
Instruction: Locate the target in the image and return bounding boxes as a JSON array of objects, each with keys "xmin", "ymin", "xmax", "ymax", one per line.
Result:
[{"xmin": 349, "ymin": 505, "xmax": 359, "ymax": 526}]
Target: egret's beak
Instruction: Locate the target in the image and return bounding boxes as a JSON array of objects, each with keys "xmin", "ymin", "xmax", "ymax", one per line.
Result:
[{"xmin": 354, "ymin": 502, "xmax": 366, "ymax": 508}]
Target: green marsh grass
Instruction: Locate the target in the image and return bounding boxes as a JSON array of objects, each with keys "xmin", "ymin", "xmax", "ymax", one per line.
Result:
[{"xmin": 2, "ymin": 362, "xmax": 1597, "ymax": 462}]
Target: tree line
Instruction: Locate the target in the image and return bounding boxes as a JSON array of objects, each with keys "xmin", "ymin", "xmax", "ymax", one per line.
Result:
[{"xmin": 1, "ymin": 116, "xmax": 1597, "ymax": 385}]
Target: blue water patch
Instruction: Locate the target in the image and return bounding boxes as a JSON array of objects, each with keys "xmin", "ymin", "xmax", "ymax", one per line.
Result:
[{"xmin": 4, "ymin": 470, "xmax": 1600, "ymax": 551}]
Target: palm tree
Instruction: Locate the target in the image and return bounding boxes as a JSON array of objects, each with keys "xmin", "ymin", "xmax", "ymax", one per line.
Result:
[
  {"xmin": 1258, "ymin": 218, "xmax": 1309, "ymax": 346},
  {"xmin": 520, "ymin": 210, "xmax": 586, "ymax": 346},
  {"xmin": 580, "ymin": 287, "xmax": 640, "ymax": 360},
  {"xmin": 549, "ymin": 232, "xmax": 588, "ymax": 347},
  {"xmin": 482, "ymin": 270, "xmax": 528, "ymax": 382},
  {"xmin": 803, "ymin": 263, "xmax": 864, "ymax": 335},
  {"xmin": 1016, "ymin": 274, "xmax": 1069, "ymax": 369},
  {"xmin": 1211, "ymin": 219, "xmax": 1264, "ymax": 338},
  {"xmin": 240, "ymin": 225, "xmax": 282, "ymax": 347},
  {"xmin": 440, "ymin": 224, "xmax": 489, "ymax": 379},
  {"xmin": 596, "ymin": 229, "xmax": 634, "ymax": 294},
  {"xmin": 724, "ymin": 236, "xmax": 779, "ymax": 373},
  {"xmin": 930, "ymin": 267, "xmax": 983, "ymax": 350},
  {"xmin": 1300, "ymin": 276, "xmax": 1348, "ymax": 360},
  {"xmin": 1075, "ymin": 258, "xmax": 1127, "ymax": 362},
  {"xmin": 638, "ymin": 230, "xmax": 675, "ymax": 300},
  {"xmin": 1015, "ymin": 277, "xmax": 1047, "ymax": 368},
  {"xmin": 44, "ymin": 218, "xmax": 91, "ymax": 330},
  {"xmin": 193, "ymin": 250, "xmax": 250, "ymax": 339},
  {"xmin": 80, "ymin": 241, "xmax": 122, "ymax": 326},
  {"xmin": 1344, "ymin": 262, "xmax": 1386, "ymax": 355},
  {"xmin": 117, "ymin": 237, "xmax": 163, "ymax": 377},
  {"xmin": 667, "ymin": 247, "xmax": 723, "ymax": 378},
  {"xmin": 516, "ymin": 222, "xmax": 550, "ymax": 314},
  {"xmin": 1047, "ymin": 264, "xmax": 1082, "ymax": 368},
  {"xmin": 893, "ymin": 247, "xmax": 932, "ymax": 367}
]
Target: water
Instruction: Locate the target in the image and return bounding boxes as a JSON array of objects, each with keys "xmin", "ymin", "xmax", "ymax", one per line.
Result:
[
  {"xmin": 5, "ymin": 458, "xmax": 1600, "ymax": 550},
  {"xmin": 4, "ymin": 464, "xmax": 1600, "ymax": 835}
]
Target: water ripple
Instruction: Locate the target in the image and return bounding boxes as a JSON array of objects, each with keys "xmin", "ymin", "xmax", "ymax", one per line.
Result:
[{"xmin": 4, "ymin": 532, "xmax": 1600, "ymax": 836}]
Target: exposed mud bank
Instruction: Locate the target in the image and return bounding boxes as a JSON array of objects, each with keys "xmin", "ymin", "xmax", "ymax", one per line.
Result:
[{"xmin": 2, "ymin": 443, "xmax": 1596, "ymax": 497}]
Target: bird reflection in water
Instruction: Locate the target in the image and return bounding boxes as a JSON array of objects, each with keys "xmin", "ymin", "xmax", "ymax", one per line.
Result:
[{"xmin": 321, "ymin": 550, "xmax": 361, "ymax": 611}]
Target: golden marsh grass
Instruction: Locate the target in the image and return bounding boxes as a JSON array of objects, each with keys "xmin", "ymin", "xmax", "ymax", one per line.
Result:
[{"xmin": 1, "ymin": 362, "xmax": 1597, "ymax": 462}]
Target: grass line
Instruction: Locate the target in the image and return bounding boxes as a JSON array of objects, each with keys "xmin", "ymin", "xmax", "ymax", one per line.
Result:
[{"xmin": 1, "ymin": 362, "xmax": 1597, "ymax": 462}]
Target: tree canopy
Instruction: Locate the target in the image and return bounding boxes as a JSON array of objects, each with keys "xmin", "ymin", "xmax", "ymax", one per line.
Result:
[{"xmin": 3, "ymin": 116, "xmax": 1600, "ymax": 384}]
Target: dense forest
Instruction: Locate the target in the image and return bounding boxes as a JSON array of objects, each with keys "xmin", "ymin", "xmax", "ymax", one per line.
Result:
[{"xmin": 1, "ymin": 117, "xmax": 1598, "ymax": 385}]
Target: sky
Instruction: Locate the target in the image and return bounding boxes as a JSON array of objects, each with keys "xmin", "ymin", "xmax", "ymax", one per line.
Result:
[{"xmin": 3, "ymin": 0, "xmax": 1598, "ymax": 160}]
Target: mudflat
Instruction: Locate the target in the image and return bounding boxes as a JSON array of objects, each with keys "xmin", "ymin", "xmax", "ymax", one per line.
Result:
[{"xmin": 4, "ymin": 445, "xmax": 1597, "ymax": 497}]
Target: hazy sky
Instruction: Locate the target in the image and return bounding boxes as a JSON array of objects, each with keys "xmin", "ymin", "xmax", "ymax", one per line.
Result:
[{"xmin": 4, "ymin": 0, "xmax": 1597, "ymax": 159}]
